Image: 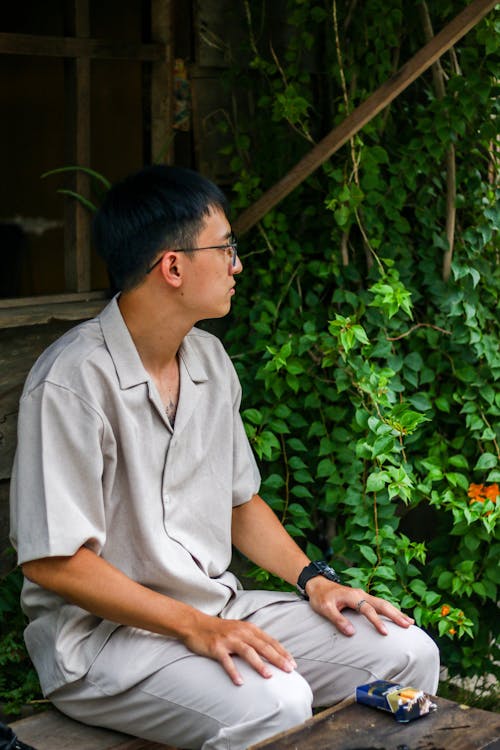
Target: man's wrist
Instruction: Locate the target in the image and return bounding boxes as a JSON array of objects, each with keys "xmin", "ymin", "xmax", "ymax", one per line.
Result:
[{"xmin": 296, "ymin": 560, "xmax": 342, "ymax": 600}]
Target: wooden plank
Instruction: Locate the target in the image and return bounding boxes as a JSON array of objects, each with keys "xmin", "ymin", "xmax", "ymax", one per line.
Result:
[
  {"xmin": 0, "ymin": 290, "xmax": 108, "ymax": 309},
  {"xmin": 9, "ymin": 708, "xmax": 174, "ymax": 750},
  {"xmin": 64, "ymin": 0, "xmax": 91, "ymax": 293},
  {"xmin": 151, "ymin": 0, "xmax": 175, "ymax": 163},
  {"xmin": 0, "ymin": 299, "xmax": 107, "ymax": 328},
  {"xmin": 234, "ymin": 0, "xmax": 498, "ymax": 235},
  {"xmin": 0, "ymin": 33, "xmax": 164, "ymax": 61},
  {"xmin": 248, "ymin": 696, "xmax": 500, "ymax": 750}
]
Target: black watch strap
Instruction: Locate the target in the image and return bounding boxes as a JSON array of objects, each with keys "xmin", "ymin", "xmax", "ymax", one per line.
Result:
[{"xmin": 296, "ymin": 561, "xmax": 342, "ymax": 600}]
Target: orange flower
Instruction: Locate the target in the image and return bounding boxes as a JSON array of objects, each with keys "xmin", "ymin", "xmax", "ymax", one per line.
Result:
[
  {"xmin": 440, "ymin": 604, "xmax": 451, "ymax": 617},
  {"xmin": 448, "ymin": 627, "xmax": 456, "ymax": 635},
  {"xmin": 468, "ymin": 482, "xmax": 499, "ymax": 512},
  {"xmin": 468, "ymin": 483, "xmax": 485, "ymax": 502},
  {"xmin": 484, "ymin": 483, "xmax": 499, "ymax": 502}
]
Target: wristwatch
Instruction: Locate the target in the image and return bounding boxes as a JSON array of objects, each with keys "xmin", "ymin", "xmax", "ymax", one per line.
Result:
[{"xmin": 297, "ymin": 561, "xmax": 342, "ymax": 600}]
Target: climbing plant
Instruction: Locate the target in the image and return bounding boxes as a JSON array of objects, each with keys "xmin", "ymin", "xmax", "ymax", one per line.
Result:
[{"xmin": 218, "ymin": 0, "xmax": 499, "ymax": 686}]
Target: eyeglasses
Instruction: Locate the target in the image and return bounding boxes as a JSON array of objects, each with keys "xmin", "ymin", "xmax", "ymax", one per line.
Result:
[{"xmin": 146, "ymin": 236, "xmax": 239, "ymax": 274}]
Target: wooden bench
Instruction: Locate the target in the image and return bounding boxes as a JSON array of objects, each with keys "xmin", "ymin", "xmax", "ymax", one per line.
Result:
[
  {"xmin": 248, "ymin": 695, "xmax": 500, "ymax": 750},
  {"xmin": 8, "ymin": 709, "xmax": 177, "ymax": 750},
  {"xmin": 9, "ymin": 695, "xmax": 500, "ymax": 750}
]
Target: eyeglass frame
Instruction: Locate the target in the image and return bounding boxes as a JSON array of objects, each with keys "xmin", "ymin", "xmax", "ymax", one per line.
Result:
[{"xmin": 146, "ymin": 236, "xmax": 239, "ymax": 274}]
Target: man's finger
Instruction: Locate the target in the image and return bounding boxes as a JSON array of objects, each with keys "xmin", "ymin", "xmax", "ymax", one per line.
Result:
[
  {"xmin": 219, "ymin": 651, "xmax": 245, "ymax": 686},
  {"xmin": 258, "ymin": 639, "xmax": 296, "ymax": 672},
  {"xmin": 370, "ymin": 598, "xmax": 414, "ymax": 628},
  {"xmin": 237, "ymin": 643, "xmax": 273, "ymax": 679},
  {"xmin": 312, "ymin": 598, "xmax": 356, "ymax": 636},
  {"xmin": 356, "ymin": 599, "xmax": 388, "ymax": 635}
]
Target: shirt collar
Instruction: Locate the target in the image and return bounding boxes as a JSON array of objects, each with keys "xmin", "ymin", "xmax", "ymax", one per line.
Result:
[{"xmin": 99, "ymin": 296, "xmax": 208, "ymax": 389}]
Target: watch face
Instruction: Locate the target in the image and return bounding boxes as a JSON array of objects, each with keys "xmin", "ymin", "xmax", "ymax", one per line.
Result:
[
  {"xmin": 315, "ymin": 562, "xmax": 330, "ymax": 574},
  {"xmin": 314, "ymin": 562, "xmax": 341, "ymax": 583}
]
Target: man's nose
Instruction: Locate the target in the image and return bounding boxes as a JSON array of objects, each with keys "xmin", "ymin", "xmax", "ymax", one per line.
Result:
[{"xmin": 231, "ymin": 255, "xmax": 243, "ymax": 275}]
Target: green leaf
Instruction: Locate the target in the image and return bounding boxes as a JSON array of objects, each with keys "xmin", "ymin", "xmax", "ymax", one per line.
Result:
[
  {"xmin": 293, "ymin": 469, "xmax": 314, "ymax": 484},
  {"xmin": 287, "ymin": 438, "xmax": 308, "ymax": 452},
  {"xmin": 445, "ymin": 472, "xmax": 469, "ymax": 490},
  {"xmin": 285, "ymin": 524, "xmax": 306, "ymax": 538},
  {"xmin": 405, "ymin": 353, "xmax": 424, "ymax": 372},
  {"xmin": 41, "ymin": 164, "xmax": 112, "ymax": 189},
  {"xmin": 464, "ymin": 533, "xmax": 481, "ymax": 552},
  {"xmin": 372, "ymin": 436, "xmax": 395, "ymax": 456},
  {"xmin": 366, "ymin": 471, "xmax": 390, "ymax": 492},
  {"xmin": 290, "ymin": 485, "xmax": 314, "ymax": 499},
  {"xmin": 317, "ymin": 459, "xmax": 335, "ymax": 478},
  {"xmin": 409, "ymin": 579, "xmax": 427, "ymax": 597},
  {"xmin": 408, "ymin": 393, "xmax": 432, "ymax": 411},
  {"xmin": 359, "ymin": 545, "xmax": 378, "ymax": 565},
  {"xmin": 424, "ymin": 591, "xmax": 441, "ymax": 607},
  {"xmin": 449, "ymin": 455, "xmax": 469, "ymax": 469},
  {"xmin": 474, "ymin": 453, "xmax": 498, "ymax": 470},
  {"xmin": 434, "ymin": 396, "xmax": 451, "ymax": 413},
  {"xmin": 55, "ymin": 189, "xmax": 98, "ymax": 212},
  {"xmin": 262, "ymin": 473, "xmax": 285, "ymax": 490},
  {"xmin": 375, "ymin": 565, "xmax": 397, "ymax": 580},
  {"xmin": 243, "ymin": 408, "xmax": 263, "ymax": 425}
]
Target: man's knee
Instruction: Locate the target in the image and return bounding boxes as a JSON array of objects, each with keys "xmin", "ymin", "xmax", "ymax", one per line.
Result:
[
  {"xmin": 203, "ymin": 670, "xmax": 313, "ymax": 750},
  {"xmin": 391, "ymin": 625, "xmax": 440, "ymax": 694},
  {"xmin": 243, "ymin": 668, "xmax": 313, "ymax": 732},
  {"xmin": 276, "ymin": 677, "xmax": 313, "ymax": 729}
]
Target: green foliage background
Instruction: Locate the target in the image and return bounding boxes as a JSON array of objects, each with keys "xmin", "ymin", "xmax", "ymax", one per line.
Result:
[{"xmin": 218, "ymin": 0, "xmax": 499, "ymax": 685}]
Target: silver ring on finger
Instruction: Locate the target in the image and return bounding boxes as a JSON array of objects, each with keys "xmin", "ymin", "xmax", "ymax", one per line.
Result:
[{"xmin": 356, "ymin": 598, "xmax": 367, "ymax": 612}]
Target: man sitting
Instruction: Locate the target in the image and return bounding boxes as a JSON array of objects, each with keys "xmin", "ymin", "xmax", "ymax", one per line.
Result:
[{"xmin": 10, "ymin": 165, "xmax": 439, "ymax": 750}]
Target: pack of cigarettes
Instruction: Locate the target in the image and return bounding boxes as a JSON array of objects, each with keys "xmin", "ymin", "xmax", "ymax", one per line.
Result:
[{"xmin": 355, "ymin": 680, "xmax": 437, "ymax": 722}]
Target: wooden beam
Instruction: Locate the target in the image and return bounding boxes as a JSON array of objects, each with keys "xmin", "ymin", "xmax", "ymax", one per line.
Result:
[
  {"xmin": 151, "ymin": 0, "xmax": 175, "ymax": 163},
  {"xmin": 234, "ymin": 0, "xmax": 497, "ymax": 235},
  {"xmin": 0, "ymin": 291, "xmax": 108, "ymax": 309},
  {"xmin": 0, "ymin": 32, "xmax": 165, "ymax": 61},
  {"xmin": 64, "ymin": 0, "xmax": 91, "ymax": 292},
  {"xmin": 0, "ymin": 299, "xmax": 108, "ymax": 329}
]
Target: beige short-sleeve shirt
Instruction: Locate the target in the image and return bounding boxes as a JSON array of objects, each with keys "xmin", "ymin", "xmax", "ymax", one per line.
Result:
[{"xmin": 10, "ymin": 298, "xmax": 291, "ymax": 695}]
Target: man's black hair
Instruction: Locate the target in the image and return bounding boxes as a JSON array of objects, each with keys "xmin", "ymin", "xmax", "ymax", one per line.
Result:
[{"xmin": 92, "ymin": 164, "xmax": 229, "ymax": 291}]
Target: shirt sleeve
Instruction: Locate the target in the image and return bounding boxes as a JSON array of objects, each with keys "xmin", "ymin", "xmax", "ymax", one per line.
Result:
[{"xmin": 10, "ymin": 381, "xmax": 109, "ymax": 564}]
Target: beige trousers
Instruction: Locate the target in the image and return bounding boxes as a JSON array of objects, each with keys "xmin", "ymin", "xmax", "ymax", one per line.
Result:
[{"xmin": 50, "ymin": 598, "xmax": 440, "ymax": 750}]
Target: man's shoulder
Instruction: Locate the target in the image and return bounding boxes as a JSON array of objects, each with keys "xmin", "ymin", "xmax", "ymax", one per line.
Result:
[{"xmin": 23, "ymin": 316, "xmax": 105, "ymax": 396}]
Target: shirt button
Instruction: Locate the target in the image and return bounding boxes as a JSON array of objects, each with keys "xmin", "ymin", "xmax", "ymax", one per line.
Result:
[{"xmin": 163, "ymin": 492, "xmax": 169, "ymax": 503}]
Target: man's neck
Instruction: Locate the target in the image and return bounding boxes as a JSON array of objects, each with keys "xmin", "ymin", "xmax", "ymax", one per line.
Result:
[{"xmin": 117, "ymin": 288, "xmax": 193, "ymax": 376}]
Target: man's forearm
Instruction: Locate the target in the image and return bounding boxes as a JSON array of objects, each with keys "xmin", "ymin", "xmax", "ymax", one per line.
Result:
[
  {"xmin": 22, "ymin": 544, "xmax": 298, "ymax": 686},
  {"xmin": 231, "ymin": 494, "xmax": 310, "ymax": 586},
  {"xmin": 22, "ymin": 546, "xmax": 207, "ymax": 641}
]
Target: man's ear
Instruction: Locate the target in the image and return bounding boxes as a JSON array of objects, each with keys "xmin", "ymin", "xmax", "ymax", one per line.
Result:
[{"xmin": 160, "ymin": 251, "xmax": 183, "ymax": 287}]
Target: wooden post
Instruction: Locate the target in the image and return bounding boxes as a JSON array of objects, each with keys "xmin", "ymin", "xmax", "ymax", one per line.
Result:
[
  {"xmin": 64, "ymin": 0, "xmax": 91, "ymax": 291},
  {"xmin": 151, "ymin": 0, "xmax": 174, "ymax": 164},
  {"xmin": 234, "ymin": 0, "xmax": 497, "ymax": 235}
]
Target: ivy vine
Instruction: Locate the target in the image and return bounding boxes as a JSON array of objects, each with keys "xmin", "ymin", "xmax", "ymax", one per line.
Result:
[{"xmin": 219, "ymin": 0, "xmax": 499, "ymax": 685}]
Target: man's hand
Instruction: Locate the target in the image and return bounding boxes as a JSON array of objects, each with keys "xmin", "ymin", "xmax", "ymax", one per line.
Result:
[
  {"xmin": 182, "ymin": 613, "xmax": 297, "ymax": 686},
  {"xmin": 305, "ymin": 576, "xmax": 414, "ymax": 637},
  {"xmin": 23, "ymin": 548, "xmax": 297, "ymax": 687}
]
